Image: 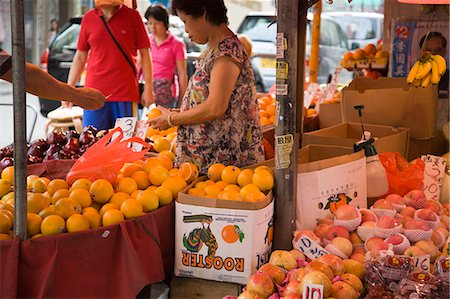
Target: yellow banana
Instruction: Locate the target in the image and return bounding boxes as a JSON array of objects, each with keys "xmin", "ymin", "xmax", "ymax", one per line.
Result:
[
  {"xmin": 430, "ymin": 59, "xmax": 440, "ymax": 85},
  {"xmin": 421, "ymin": 72, "xmax": 432, "ymax": 88},
  {"xmin": 407, "ymin": 60, "xmax": 421, "ymax": 84},
  {"xmin": 432, "ymin": 54, "xmax": 447, "ymax": 75},
  {"xmin": 413, "ymin": 78, "xmax": 421, "ymax": 87},
  {"xmin": 417, "ymin": 60, "xmax": 432, "ymax": 79},
  {"xmin": 415, "ymin": 63, "xmax": 424, "ymax": 80}
]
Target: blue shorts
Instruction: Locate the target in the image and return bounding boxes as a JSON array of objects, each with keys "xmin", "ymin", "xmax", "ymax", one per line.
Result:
[{"xmin": 83, "ymin": 101, "xmax": 138, "ymax": 131}]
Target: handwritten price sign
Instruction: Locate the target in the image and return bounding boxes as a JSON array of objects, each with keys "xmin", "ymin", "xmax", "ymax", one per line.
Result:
[
  {"xmin": 413, "ymin": 255, "xmax": 430, "ymax": 272},
  {"xmin": 302, "ymin": 284, "xmax": 324, "ymax": 299},
  {"xmin": 421, "ymin": 154, "xmax": 447, "ymax": 200},
  {"xmin": 132, "ymin": 120, "xmax": 149, "ymax": 151},
  {"xmin": 293, "ymin": 235, "xmax": 329, "ymax": 260}
]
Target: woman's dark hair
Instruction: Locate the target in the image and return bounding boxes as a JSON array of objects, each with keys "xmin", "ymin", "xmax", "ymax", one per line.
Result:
[
  {"xmin": 145, "ymin": 4, "xmax": 170, "ymax": 29},
  {"xmin": 171, "ymin": 0, "xmax": 228, "ymax": 26},
  {"xmin": 419, "ymin": 31, "xmax": 447, "ymax": 49}
]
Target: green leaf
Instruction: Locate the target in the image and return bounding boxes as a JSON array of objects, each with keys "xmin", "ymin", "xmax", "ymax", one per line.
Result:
[{"xmin": 239, "ymin": 232, "xmax": 245, "ymax": 243}]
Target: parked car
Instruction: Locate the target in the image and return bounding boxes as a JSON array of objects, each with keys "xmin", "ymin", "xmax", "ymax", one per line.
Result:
[
  {"xmin": 322, "ymin": 12, "xmax": 384, "ymax": 50},
  {"xmin": 237, "ymin": 11, "xmax": 353, "ymax": 90}
]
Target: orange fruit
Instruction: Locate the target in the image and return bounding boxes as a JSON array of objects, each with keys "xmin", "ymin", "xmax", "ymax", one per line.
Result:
[
  {"xmin": 116, "ymin": 177, "xmax": 138, "ymax": 195},
  {"xmin": 146, "ymin": 126, "xmax": 160, "ymax": 138},
  {"xmin": 0, "ymin": 209, "xmax": 14, "ymax": 225},
  {"xmin": 99, "ymin": 203, "xmax": 120, "ymax": 217},
  {"xmin": 133, "ymin": 159, "xmax": 145, "ymax": 167},
  {"xmin": 70, "ymin": 178, "xmax": 92, "ymax": 191},
  {"xmin": 215, "ymin": 180, "xmax": 229, "ymax": 190},
  {"xmin": 154, "ymin": 186, "xmax": 173, "ymax": 206},
  {"xmin": 54, "ymin": 198, "xmax": 82, "ymax": 219},
  {"xmin": 353, "ymin": 48, "xmax": 366, "ymax": 60},
  {"xmin": 161, "ymin": 176, "xmax": 187, "ymax": 198},
  {"xmin": 51, "ymin": 189, "xmax": 70, "ymax": 205},
  {"xmin": 148, "ymin": 165, "xmax": 170, "ymax": 186},
  {"xmin": 153, "ymin": 138, "xmax": 171, "ymax": 153},
  {"xmin": 28, "ymin": 178, "xmax": 47, "ymax": 193},
  {"xmin": 207, "ymin": 163, "xmax": 225, "ymax": 182},
  {"xmin": 66, "ymin": 214, "xmax": 90, "ymax": 233},
  {"xmin": 143, "ymin": 157, "xmax": 164, "ymax": 172},
  {"xmin": 221, "ymin": 166, "xmax": 241, "ymax": 185},
  {"xmin": 2, "ymin": 192, "xmax": 14, "ymax": 203},
  {"xmin": 0, "ymin": 233, "xmax": 12, "ymax": 240},
  {"xmin": 168, "ymin": 168, "xmax": 180, "ymax": 177},
  {"xmin": 165, "ymin": 132, "xmax": 177, "ymax": 143},
  {"xmin": 122, "ymin": 164, "xmax": 143, "ymax": 177},
  {"xmin": 217, "ymin": 190, "xmax": 240, "ymax": 201},
  {"xmin": 237, "ymin": 169, "xmax": 254, "ymax": 187},
  {"xmin": 150, "ymin": 134, "xmax": 163, "ymax": 142},
  {"xmin": 269, "ymin": 115, "xmax": 276, "ymax": 124},
  {"xmin": 179, "ymin": 162, "xmax": 199, "ymax": 183},
  {"xmin": 109, "ymin": 192, "xmax": 129, "ymax": 207},
  {"xmin": 120, "ymin": 199, "xmax": 143, "ymax": 219},
  {"xmin": 1, "ymin": 166, "xmax": 14, "ymax": 184},
  {"xmin": 252, "ymin": 169, "xmax": 274, "ymax": 192},
  {"xmin": 47, "ymin": 179, "xmax": 70, "ymax": 197},
  {"xmin": 364, "ymin": 43, "xmax": 377, "ymax": 56},
  {"xmin": 27, "ymin": 192, "xmax": 46, "ymax": 214},
  {"xmin": 159, "ymin": 150, "xmax": 175, "ymax": 161},
  {"xmin": 157, "ymin": 155, "xmax": 174, "ymax": 170},
  {"xmin": 137, "ymin": 189, "xmax": 159, "ymax": 212},
  {"xmin": 260, "ymin": 117, "xmax": 271, "ymax": 126},
  {"xmin": 187, "ymin": 188, "xmax": 206, "ymax": 196},
  {"xmin": 38, "ymin": 205, "xmax": 56, "ymax": 219},
  {"xmin": 146, "ymin": 107, "xmax": 162, "ymax": 119},
  {"xmin": 195, "ymin": 181, "xmax": 208, "ymax": 191},
  {"xmin": 130, "ymin": 190, "xmax": 143, "ymax": 199},
  {"xmin": 204, "ymin": 185, "xmax": 222, "ymax": 198},
  {"xmin": 40, "ymin": 177, "xmax": 51, "ymax": 186},
  {"xmin": 82, "ymin": 207, "xmax": 98, "ymax": 215},
  {"xmin": 224, "ymin": 184, "xmax": 241, "ymax": 193},
  {"xmin": 83, "ymin": 211, "xmax": 101, "ymax": 229},
  {"xmin": 0, "ymin": 213, "xmax": 11, "ymax": 233},
  {"xmin": 245, "ymin": 191, "xmax": 266, "ymax": 202},
  {"xmin": 222, "ymin": 224, "xmax": 240, "ymax": 243},
  {"xmin": 31, "ymin": 233, "xmax": 42, "ymax": 239},
  {"xmin": 69, "ymin": 188, "xmax": 92, "ymax": 208},
  {"xmin": 27, "ymin": 213, "xmax": 42, "ymax": 237},
  {"xmin": 90, "ymin": 179, "xmax": 114, "ymax": 204},
  {"xmin": 26, "ymin": 175, "xmax": 40, "ymax": 190},
  {"xmin": 131, "ymin": 170, "xmax": 151, "ymax": 190},
  {"xmin": 41, "ymin": 214, "xmax": 66, "ymax": 235},
  {"xmin": 0, "ymin": 202, "xmax": 14, "ymax": 214},
  {"xmin": 259, "ymin": 110, "xmax": 269, "ymax": 119},
  {"xmin": 102, "ymin": 209, "xmax": 124, "ymax": 226},
  {"xmin": 204, "ymin": 180, "xmax": 215, "ymax": 186},
  {"xmin": 89, "ymin": 201, "xmax": 102, "ymax": 211},
  {"xmin": 146, "ymin": 186, "xmax": 157, "ymax": 192},
  {"xmin": 254, "ymin": 165, "xmax": 274, "ymax": 176},
  {"xmin": 266, "ymin": 103, "xmax": 276, "ymax": 116},
  {"xmin": 343, "ymin": 52, "xmax": 354, "ymax": 61},
  {"xmin": 239, "ymin": 184, "xmax": 260, "ymax": 200}
]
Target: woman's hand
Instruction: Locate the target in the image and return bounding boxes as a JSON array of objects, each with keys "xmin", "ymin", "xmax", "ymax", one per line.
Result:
[
  {"xmin": 147, "ymin": 106, "xmax": 172, "ymax": 130},
  {"xmin": 141, "ymin": 86, "xmax": 154, "ymax": 108}
]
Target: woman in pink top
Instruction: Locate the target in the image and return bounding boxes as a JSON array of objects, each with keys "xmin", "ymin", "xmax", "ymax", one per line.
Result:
[{"xmin": 145, "ymin": 4, "xmax": 187, "ymax": 108}]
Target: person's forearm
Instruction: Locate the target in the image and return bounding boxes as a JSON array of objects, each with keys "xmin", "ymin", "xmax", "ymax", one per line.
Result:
[
  {"xmin": 170, "ymin": 99, "xmax": 226, "ymax": 126},
  {"xmin": 178, "ymin": 73, "xmax": 187, "ymax": 100},
  {"xmin": 67, "ymin": 51, "xmax": 87, "ymax": 86},
  {"xmin": 176, "ymin": 60, "xmax": 188, "ymax": 100},
  {"xmin": 140, "ymin": 48, "xmax": 153, "ymax": 91}
]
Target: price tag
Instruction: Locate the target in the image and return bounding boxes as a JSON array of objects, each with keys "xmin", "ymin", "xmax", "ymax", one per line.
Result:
[
  {"xmin": 302, "ymin": 284, "xmax": 324, "ymax": 299},
  {"xmin": 421, "ymin": 154, "xmax": 447, "ymax": 200},
  {"xmin": 112, "ymin": 117, "xmax": 138, "ymax": 142},
  {"xmin": 132, "ymin": 120, "xmax": 149, "ymax": 151},
  {"xmin": 275, "ymin": 134, "xmax": 293, "ymax": 170},
  {"xmin": 276, "ymin": 33, "xmax": 284, "ymax": 59},
  {"xmin": 413, "ymin": 255, "xmax": 430, "ymax": 272},
  {"xmin": 293, "ymin": 235, "xmax": 330, "ymax": 260}
]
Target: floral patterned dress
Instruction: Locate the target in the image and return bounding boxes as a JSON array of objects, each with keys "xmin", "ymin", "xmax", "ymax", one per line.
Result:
[{"xmin": 176, "ymin": 35, "xmax": 265, "ymax": 174}]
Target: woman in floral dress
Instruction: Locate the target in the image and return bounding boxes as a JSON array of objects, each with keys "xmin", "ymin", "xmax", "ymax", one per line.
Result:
[{"xmin": 148, "ymin": 0, "xmax": 264, "ymax": 174}]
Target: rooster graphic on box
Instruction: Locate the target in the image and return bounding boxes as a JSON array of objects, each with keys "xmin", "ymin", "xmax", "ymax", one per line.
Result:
[{"xmin": 183, "ymin": 214, "xmax": 218, "ymax": 263}]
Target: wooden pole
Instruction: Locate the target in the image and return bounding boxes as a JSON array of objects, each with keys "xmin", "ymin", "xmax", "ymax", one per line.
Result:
[
  {"xmin": 309, "ymin": 0, "xmax": 322, "ymax": 83},
  {"xmin": 273, "ymin": 0, "xmax": 309, "ymax": 249}
]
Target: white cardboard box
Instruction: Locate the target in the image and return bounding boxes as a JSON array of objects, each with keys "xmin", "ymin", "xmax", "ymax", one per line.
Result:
[{"xmin": 174, "ymin": 193, "xmax": 274, "ymax": 285}]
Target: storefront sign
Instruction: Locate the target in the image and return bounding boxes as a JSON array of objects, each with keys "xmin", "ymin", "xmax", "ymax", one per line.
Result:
[
  {"xmin": 421, "ymin": 154, "xmax": 447, "ymax": 200},
  {"xmin": 275, "ymin": 134, "xmax": 293, "ymax": 169}
]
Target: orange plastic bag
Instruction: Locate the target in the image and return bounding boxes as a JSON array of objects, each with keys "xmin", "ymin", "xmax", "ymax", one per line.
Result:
[
  {"xmin": 66, "ymin": 127, "xmax": 149, "ymax": 185},
  {"xmin": 379, "ymin": 152, "xmax": 425, "ymax": 196}
]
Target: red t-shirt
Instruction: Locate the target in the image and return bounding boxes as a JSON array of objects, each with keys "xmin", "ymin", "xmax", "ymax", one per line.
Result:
[{"xmin": 77, "ymin": 6, "xmax": 150, "ymax": 102}]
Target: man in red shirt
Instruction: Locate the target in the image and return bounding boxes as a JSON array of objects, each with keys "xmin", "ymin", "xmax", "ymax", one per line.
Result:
[{"xmin": 65, "ymin": 0, "xmax": 153, "ymax": 130}]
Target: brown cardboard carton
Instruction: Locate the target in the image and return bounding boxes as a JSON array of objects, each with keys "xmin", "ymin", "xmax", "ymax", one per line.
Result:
[
  {"xmin": 319, "ymin": 102, "xmax": 343, "ymax": 128},
  {"xmin": 302, "ymin": 122, "xmax": 410, "ymax": 157},
  {"xmin": 340, "ymin": 77, "xmax": 437, "ymax": 139}
]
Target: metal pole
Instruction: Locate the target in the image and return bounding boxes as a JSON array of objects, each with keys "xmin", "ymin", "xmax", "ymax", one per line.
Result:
[
  {"xmin": 11, "ymin": 0, "xmax": 28, "ymax": 240},
  {"xmin": 309, "ymin": 0, "xmax": 322, "ymax": 83},
  {"xmin": 273, "ymin": 1, "xmax": 310, "ymax": 249}
]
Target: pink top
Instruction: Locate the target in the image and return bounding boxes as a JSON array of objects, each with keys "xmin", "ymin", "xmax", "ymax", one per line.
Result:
[{"xmin": 149, "ymin": 33, "xmax": 186, "ymax": 79}]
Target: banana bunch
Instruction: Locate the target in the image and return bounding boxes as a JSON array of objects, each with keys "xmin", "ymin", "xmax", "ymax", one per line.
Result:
[{"xmin": 406, "ymin": 52, "xmax": 447, "ymax": 88}]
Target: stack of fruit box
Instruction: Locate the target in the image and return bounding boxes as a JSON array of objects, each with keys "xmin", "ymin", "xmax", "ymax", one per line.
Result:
[{"xmin": 174, "ymin": 175, "xmax": 274, "ymax": 285}]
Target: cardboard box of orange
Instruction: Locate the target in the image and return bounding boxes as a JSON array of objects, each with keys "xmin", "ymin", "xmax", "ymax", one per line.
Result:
[{"xmin": 174, "ymin": 178, "xmax": 273, "ymax": 285}]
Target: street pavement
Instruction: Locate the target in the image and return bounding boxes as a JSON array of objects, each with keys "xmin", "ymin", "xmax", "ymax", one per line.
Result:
[{"xmin": 0, "ymin": 81, "xmax": 48, "ymax": 148}]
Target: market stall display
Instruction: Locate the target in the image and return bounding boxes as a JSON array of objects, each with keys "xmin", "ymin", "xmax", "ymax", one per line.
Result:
[
  {"xmin": 406, "ymin": 52, "xmax": 447, "ymax": 87},
  {"xmin": 340, "ymin": 43, "xmax": 389, "ymax": 74}
]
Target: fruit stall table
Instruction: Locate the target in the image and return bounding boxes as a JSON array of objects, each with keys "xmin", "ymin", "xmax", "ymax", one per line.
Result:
[{"xmin": 0, "ymin": 202, "xmax": 174, "ymax": 298}]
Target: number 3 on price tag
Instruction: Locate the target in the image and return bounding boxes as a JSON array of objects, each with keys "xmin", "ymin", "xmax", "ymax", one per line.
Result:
[{"xmin": 112, "ymin": 117, "xmax": 138, "ymax": 141}]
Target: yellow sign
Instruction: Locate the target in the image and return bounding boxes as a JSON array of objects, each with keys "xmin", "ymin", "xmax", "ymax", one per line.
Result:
[{"xmin": 276, "ymin": 61, "xmax": 289, "ymax": 80}]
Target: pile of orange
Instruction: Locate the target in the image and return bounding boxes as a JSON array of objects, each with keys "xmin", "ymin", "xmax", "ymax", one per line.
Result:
[
  {"xmin": 340, "ymin": 43, "xmax": 389, "ymax": 69},
  {"xmin": 187, "ymin": 163, "xmax": 274, "ymax": 203},
  {"xmin": 257, "ymin": 94, "xmax": 276, "ymax": 126},
  {"xmin": 145, "ymin": 108, "xmax": 178, "ymax": 154},
  {"xmin": 0, "ymin": 154, "xmax": 196, "ymax": 239}
]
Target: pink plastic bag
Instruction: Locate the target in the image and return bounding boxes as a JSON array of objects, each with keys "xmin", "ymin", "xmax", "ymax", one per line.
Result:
[
  {"xmin": 66, "ymin": 127, "xmax": 148, "ymax": 185},
  {"xmin": 379, "ymin": 152, "xmax": 425, "ymax": 196}
]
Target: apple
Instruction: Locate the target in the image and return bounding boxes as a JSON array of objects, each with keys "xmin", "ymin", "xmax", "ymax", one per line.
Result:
[
  {"xmin": 325, "ymin": 226, "xmax": 350, "ymax": 241},
  {"xmin": 334, "ymin": 204, "xmax": 359, "ymax": 220},
  {"xmin": 329, "ymin": 237, "xmax": 353, "ymax": 257},
  {"xmin": 246, "ymin": 273, "xmax": 274, "ymax": 298},
  {"xmin": 314, "ymin": 223, "xmax": 332, "ymax": 239},
  {"xmin": 342, "ymin": 259, "xmax": 365, "ymax": 279},
  {"xmin": 404, "ymin": 190, "xmax": 426, "ymax": 209},
  {"xmin": 370, "ymin": 242, "xmax": 390, "ymax": 257},
  {"xmin": 423, "ymin": 200, "xmax": 442, "ymax": 215},
  {"xmin": 289, "ymin": 249, "xmax": 305, "ymax": 262},
  {"xmin": 384, "ymin": 235, "xmax": 403, "ymax": 245},
  {"xmin": 317, "ymin": 254, "xmax": 345, "ymax": 276},
  {"xmin": 293, "ymin": 230, "xmax": 320, "ymax": 244},
  {"xmin": 376, "ymin": 216, "xmax": 400, "ymax": 229},
  {"xmin": 330, "ymin": 281, "xmax": 358, "ymax": 299},
  {"xmin": 415, "ymin": 240, "xmax": 440, "ymax": 262},
  {"xmin": 365, "ymin": 237, "xmax": 384, "ymax": 251},
  {"xmin": 317, "ymin": 217, "xmax": 334, "ymax": 225},
  {"xmin": 360, "ymin": 208, "xmax": 377, "ymax": 223},
  {"xmin": 282, "ymin": 280, "xmax": 302, "ymax": 297},
  {"xmin": 300, "ymin": 271, "xmax": 332, "ymax": 298},
  {"xmin": 395, "ymin": 214, "xmax": 412, "ymax": 226},
  {"xmin": 303, "ymin": 260, "xmax": 334, "ymax": 280},
  {"xmin": 340, "ymin": 273, "xmax": 364, "ymax": 294},
  {"xmin": 441, "ymin": 215, "xmax": 450, "ymax": 230},
  {"xmin": 385, "ymin": 194, "xmax": 404, "ymax": 205},
  {"xmin": 361, "ymin": 221, "xmax": 376, "ymax": 228},
  {"xmin": 400, "ymin": 206, "xmax": 416, "ymax": 218},
  {"xmin": 258, "ymin": 263, "xmax": 286, "ymax": 285},
  {"xmin": 431, "ymin": 227, "xmax": 448, "ymax": 248},
  {"xmin": 237, "ymin": 290, "xmax": 264, "ymax": 299},
  {"xmin": 404, "ymin": 245, "xmax": 427, "ymax": 257},
  {"xmin": 373, "ymin": 199, "xmax": 394, "ymax": 210},
  {"xmin": 288, "ymin": 268, "xmax": 305, "ymax": 283},
  {"xmin": 349, "ymin": 231, "xmax": 363, "ymax": 247},
  {"xmin": 403, "ymin": 219, "xmax": 431, "ymax": 231},
  {"xmin": 415, "ymin": 209, "xmax": 438, "ymax": 221},
  {"xmin": 350, "ymin": 251, "xmax": 365, "ymax": 264},
  {"xmin": 268, "ymin": 250, "xmax": 297, "ymax": 271}
]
